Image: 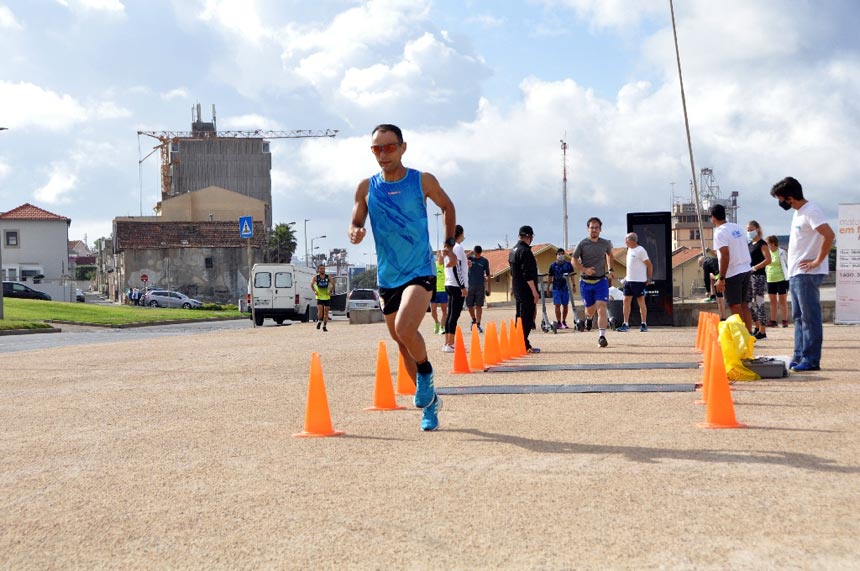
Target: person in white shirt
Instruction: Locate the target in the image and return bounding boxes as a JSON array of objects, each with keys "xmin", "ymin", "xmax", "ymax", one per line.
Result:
[
  {"xmin": 710, "ymin": 203, "xmax": 753, "ymax": 332},
  {"xmin": 769, "ymin": 177, "xmax": 835, "ymax": 372},
  {"xmin": 442, "ymin": 224, "xmax": 468, "ymax": 352},
  {"xmin": 617, "ymin": 233, "xmax": 653, "ymax": 332}
]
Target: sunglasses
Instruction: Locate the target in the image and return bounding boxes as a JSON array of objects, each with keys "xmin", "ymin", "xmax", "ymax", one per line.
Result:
[{"xmin": 370, "ymin": 143, "xmax": 401, "ymax": 155}]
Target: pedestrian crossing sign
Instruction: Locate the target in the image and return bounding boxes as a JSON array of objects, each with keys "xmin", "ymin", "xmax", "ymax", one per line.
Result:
[{"xmin": 239, "ymin": 216, "xmax": 253, "ymax": 238}]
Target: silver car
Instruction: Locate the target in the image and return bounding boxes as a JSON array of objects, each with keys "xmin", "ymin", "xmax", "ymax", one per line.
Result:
[
  {"xmin": 346, "ymin": 289, "xmax": 381, "ymax": 317},
  {"xmin": 143, "ymin": 289, "xmax": 202, "ymax": 309}
]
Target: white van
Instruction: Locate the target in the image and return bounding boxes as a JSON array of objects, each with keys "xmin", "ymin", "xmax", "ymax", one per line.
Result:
[{"xmin": 249, "ymin": 264, "xmax": 317, "ymax": 326}]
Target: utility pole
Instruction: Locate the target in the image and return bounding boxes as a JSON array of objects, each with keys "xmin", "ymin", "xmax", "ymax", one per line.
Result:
[
  {"xmin": 303, "ymin": 219, "xmax": 310, "ymax": 267},
  {"xmin": 0, "ymin": 128, "xmax": 7, "ymax": 319},
  {"xmin": 561, "ymin": 138, "xmax": 569, "ymax": 251}
]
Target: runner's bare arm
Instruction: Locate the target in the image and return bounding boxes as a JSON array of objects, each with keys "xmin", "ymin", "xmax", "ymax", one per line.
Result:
[
  {"xmin": 422, "ymin": 172, "xmax": 456, "ymax": 241},
  {"xmin": 349, "ymin": 180, "xmax": 370, "ymax": 244}
]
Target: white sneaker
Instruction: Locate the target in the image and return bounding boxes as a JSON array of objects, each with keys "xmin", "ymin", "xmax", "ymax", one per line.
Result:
[{"xmin": 442, "ymin": 344, "xmax": 455, "ymax": 353}]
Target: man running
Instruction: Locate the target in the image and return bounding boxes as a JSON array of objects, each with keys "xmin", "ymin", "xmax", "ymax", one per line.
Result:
[
  {"xmin": 572, "ymin": 217, "xmax": 615, "ymax": 348},
  {"xmin": 349, "ymin": 124, "xmax": 456, "ymax": 431},
  {"xmin": 312, "ymin": 264, "xmax": 334, "ymax": 332}
]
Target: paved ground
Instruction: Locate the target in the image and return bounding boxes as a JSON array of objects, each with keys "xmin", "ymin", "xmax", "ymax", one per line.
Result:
[{"xmin": 1, "ymin": 307, "xmax": 858, "ymax": 570}]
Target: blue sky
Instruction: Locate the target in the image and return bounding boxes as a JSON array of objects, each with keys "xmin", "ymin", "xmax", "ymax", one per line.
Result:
[{"xmin": 1, "ymin": 0, "xmax": 858, "ymax": 264}]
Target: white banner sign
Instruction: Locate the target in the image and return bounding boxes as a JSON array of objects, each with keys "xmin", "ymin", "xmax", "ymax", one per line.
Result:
[{"xmin": 836, "ymin": 203, "xmax": 860, "ymax": 324}]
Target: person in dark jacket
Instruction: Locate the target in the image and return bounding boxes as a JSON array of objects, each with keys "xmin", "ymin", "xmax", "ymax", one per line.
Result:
[{"xmin": 509, "ymin": 225, "xmax": 541, "ymax": 353}]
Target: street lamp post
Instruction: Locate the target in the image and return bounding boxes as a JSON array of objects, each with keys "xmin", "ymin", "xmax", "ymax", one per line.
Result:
[
  {"xmin": 303, "ymin": 219, "xmax": 311, "ymax": 267},
  {"xmin": 0, "ymin": 127, "xmax": 7, "ymax": 319},
  {"xmin": 310, "ymin": 235, "xmax": 326, "ymax": 267}
]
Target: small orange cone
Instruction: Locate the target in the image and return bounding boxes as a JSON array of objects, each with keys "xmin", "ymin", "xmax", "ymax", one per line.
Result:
[
  {"xmin": 469, "ymin": 323, "xmax": 485, "ymax": 372},
  {"xmin": 451, "ymin": 325, "xmax": 471, "ymax": 374},
  {"xmin": 366, "ymin": 341, "xmax": 406, "ymax": 411},
  {"xmin": 509, "ymin": 319, "xmax": 521, "ymax": 357},
  {"xmin": 483, "ymin": 321, "xmax": 501, "ymax": 366},
  {"xmin": 698, "ymin": 339, "xmax": 746, "ymax": 429},
  {"xmin": 294, "ymin": 352, "xmax": 345, "ymax": 437},
  {"xmin": 395, "ymin": 351, "xmax": 416, "ymax": 396},
  {"xmin": 499, "ymin": 321, "xmax": 511, "ymax": 361}
]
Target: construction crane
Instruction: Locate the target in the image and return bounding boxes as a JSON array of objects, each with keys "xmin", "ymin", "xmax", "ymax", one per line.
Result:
[{"xmin": 137, "ymin": 104, "xmax": 338, "ymax": 203}]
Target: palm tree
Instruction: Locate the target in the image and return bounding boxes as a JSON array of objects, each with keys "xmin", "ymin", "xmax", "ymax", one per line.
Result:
[{"xmin": 266, "ymin": 222, "xmax": 298, "ymax": 263}]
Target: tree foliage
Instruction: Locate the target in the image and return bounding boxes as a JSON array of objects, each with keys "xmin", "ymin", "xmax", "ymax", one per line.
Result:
[
  {"xmin": 266, "ymin": 223, "xmax": 298, "ymax": 263},
  {"xmin": 351, "ymin": 269, "xmax": 378, "ymax": 289}
]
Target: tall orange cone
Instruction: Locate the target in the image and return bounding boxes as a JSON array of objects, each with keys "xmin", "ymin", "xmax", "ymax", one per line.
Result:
[
  {"xmin": 451, "ymin": 325, "xmax": 471, "ymax": 374},
  {"xmin": 695, "ymin": 311, "xmax": 704, "ymax": 351},
  {"xmin": 499, "ymin": 321, "xmax": 511, "ymax": 361},
  {"xmin": 483, "ymin": 321, "xmax": 501, "ymax": 366},
  {"xmin": 515, "ymin": 317, "xmax": 527, "ymax": 357},
  {"xmin": 695, "ymin": 334, "xmax": 713, "ymax": 405},
  {"xmin": 469, "ymin": 323, "xmax": 485, "ymax": 372},
  {"xmin": 294, "ymin": 352, "xmax": 345, "ymax": 437},
  {"xmin": 509, "ymin": 319, "xmax": 521, "ymax": 357},
  {"xmin": 366, "ymin": 341, "xmax": 406, "ymax": 411},
  {"xmin": 395, "ymin": 351, "xmax": 416, "ymax": 396},
  {"xmin": 698, "ymin": 339, "xmax": 746, "ymax": 429}
]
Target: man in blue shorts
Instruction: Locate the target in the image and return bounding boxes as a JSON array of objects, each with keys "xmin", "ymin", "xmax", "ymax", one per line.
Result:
[
  {"xmin": 546, "ymin": 248, "xmax": 575, "ymax": 329},
  {"xmin": 349, "ymin": 124, "xmax": 456, "ymax": 431},
  {"xmin": 572, "ymin": 217, "xmax": 615, "ymax": 348}
]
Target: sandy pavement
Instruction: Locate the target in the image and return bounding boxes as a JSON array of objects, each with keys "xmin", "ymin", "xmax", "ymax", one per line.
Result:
[{"xmin": 1, "ymin": 307, "xmax": 858, "ymax": 570}]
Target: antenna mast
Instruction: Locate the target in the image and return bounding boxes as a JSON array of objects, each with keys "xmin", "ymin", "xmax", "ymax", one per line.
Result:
[{"xmin": 561, "ymin": 137, "xmax": 569, "ymax": 251}]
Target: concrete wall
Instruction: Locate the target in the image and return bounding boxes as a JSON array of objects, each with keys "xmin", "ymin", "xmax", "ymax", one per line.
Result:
[
  {"xmin": 119, "ymin": 247, "xmax": 261, "ymax": 304},
  {"xmin": 159, "ymin": 186, "xmax": 267, "ymax": 223},
  {"xmin": 1, "ymin": 219, "xmax": 72, "ymax": 301}
]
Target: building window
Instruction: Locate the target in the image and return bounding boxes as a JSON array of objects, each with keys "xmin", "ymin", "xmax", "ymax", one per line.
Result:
[
  {"xmin": 4, "ymin": 230, "xmax": 19, "ymax": 247},
  {"xmin": 205, "ymin": 257, "xmax": 214, "ymax": 269}
]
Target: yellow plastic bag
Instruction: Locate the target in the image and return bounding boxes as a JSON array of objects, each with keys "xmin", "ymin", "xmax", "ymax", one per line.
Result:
[{"xmin": 718, "ymin": 315, "xmax": 761, "ymax": 381}]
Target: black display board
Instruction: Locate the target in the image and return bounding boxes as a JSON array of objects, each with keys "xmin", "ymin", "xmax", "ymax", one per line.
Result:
[{"xmin": 626, "ymin": 212, "xmax": 674, "ymax": 326}]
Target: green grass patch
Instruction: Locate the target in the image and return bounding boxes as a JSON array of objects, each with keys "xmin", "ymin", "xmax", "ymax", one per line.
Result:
[{"xmin": 1, "ymin": 298, "xmax": 244, "ymax": 327}]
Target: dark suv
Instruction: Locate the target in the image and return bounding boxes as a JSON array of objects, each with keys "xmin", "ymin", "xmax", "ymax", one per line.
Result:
[{"xmin": 2, "ymin": 281, "xmax": 52, "ymax": 301}]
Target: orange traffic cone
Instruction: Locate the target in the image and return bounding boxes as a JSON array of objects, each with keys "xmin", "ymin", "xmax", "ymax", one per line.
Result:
[
  {"xmin": 698, "ymin": 339, "xmax": 746, "ymax": 429},
  {"xmin": 451, "ymin": 325, "xmax": 471, "ymax": 374},
  {"xmin": 366, "ymin": 341, "xmax": 406, "ymax": 411},
  {"xmin": 695, "ymin": 311, "xmax": 704, "ymax": 351},
  {"xmin": 499, "ymin": 321, "xmax": 511, "ymax": 361},
  {"xmin": 509, "ymin": 319, "xmax": 521, "ymax": 358},
  {"xmin": 395, "ymin": 351, "xmax": 416, "ymax": 396},
  {"xmin": 469, "ymin": 323, "xmax": 485, "ymax": 372},
  {"xmin": 515, "ymin": 317, "xmax": 527, "ymax": 357},
  {"xmin": 294, "ymin": 352, "xmax": 345, "ymax": 437},
  {"xmin": 695, "ymin": 334, "xmax": 713, "ymax": 405},
  {"xmin": 483, "ymin": 321, "xmax": 501, "ymax": 366}
]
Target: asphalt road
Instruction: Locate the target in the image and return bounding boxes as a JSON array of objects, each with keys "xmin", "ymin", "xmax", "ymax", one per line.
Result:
[{"xmin": 0, "ymin": 318, "xmax": 258, "ymax": 353}]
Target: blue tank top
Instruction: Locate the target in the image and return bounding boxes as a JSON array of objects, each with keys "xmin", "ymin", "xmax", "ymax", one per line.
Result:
[{"xmin": 367, "ymin": 168, "xmax": 435, "ymax": 289}]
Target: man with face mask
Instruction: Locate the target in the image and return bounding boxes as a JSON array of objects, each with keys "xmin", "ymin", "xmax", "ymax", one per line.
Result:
[
  {"xmin": 769, "ymin": 177, "xmax": 835, "ymax": 372},
  {"xmin": 547, "ymin": 248, "xmax": 575, "ymax": 329}
]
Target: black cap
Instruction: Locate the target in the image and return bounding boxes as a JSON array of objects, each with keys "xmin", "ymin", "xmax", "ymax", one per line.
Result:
[{"xmin": 518, "ymin": 225, "xmax": 534, "ymax": 237}]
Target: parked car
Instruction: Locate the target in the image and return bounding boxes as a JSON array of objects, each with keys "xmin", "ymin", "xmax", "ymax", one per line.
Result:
[
  {"xmin": 75, "ymin": 288, "xmax": 85, "ymax": 302},
  {"xmin": 2, "ymin": 281, "xmax": 51, "ymax": 301},
  {"xmin": 346, "ymin": 288, "xmax": 381, "ymax": 317},
  {"xmin": 143, "ymin": 289, "xmax": 202, "ymax": 309}
]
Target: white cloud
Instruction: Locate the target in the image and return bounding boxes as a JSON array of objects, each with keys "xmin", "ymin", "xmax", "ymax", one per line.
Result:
[
  {"xmin": 0, "ymin": 5, "xmax": 23, "ymax": 30},
  {"xmin": 0, "ymin": 156, "xmax": 11, "ymax": 180},
  {"xmin": 0, "ymin": 81, "xmax": 134, "ymax": 129},
  {"xmin": 160, "ymin": 88, "xmax": 189, "ymax": 101},
  {"xmin": 0, "ymin": 81, "xmax": 88, "ymax": 130},
  {"xmin": 219, "ymin": 114, "xmax": 282, "ymax": 130},
  {"xmin": 536, "ymin": 0, "xmax": 662, "ymax": 30},
  {"xmin": 34, "ymin": 163, "xmax": 79, "ymax": 204},
  {"xmin": 56, "ymin": 0, "xmax": 126, "ymax": 14}
]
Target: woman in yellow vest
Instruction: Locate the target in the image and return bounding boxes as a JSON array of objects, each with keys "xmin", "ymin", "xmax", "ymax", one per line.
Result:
[
  {"xmin": 313, "ymin": 264, "xmax": 334, "ymax": 332},
  {"xmin": 430, "ymin": 252, "xmax": 448, "ymax": 335}
]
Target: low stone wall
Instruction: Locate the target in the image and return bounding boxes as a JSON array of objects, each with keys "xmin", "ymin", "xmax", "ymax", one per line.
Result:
[
  {"xmin": 349, "ymin": 309, "xmax": 385, "ymax": 324},
  {"xmin": 672, "ymin": 300, "xmax": 836, "ymax": 327}
]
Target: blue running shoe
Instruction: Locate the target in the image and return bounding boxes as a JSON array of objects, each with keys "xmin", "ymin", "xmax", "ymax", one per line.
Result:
[
  {"xmin": 791, "ymin": 361, "xmax": 820, "ymax": 372},
  {"xmin": 414, "ymin": 369, "xmax": 435, "ymax": 408},
  {"xmin": 640, "ymin": 323, "xmax": 648, "ymax": 332},
  {"xmin": 421, "ymin": 395, "xmax": 442, "ymax": 431},
  {"xmin": 616, "ymin": 323, "xmax": 630, "ymax": 332}
]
